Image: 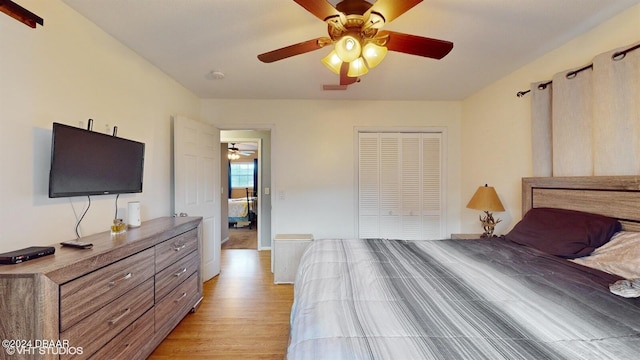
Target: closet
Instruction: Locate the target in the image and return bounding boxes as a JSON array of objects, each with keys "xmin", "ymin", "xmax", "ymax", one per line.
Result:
[{"xmin": 358, "ymin": 132, "xmax": 444, "ymax": 240}]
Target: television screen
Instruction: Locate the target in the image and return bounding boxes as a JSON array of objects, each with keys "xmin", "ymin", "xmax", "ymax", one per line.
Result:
[{"xmin": 48, "ymin": 122, "xmax": 145, "ymax": 198}]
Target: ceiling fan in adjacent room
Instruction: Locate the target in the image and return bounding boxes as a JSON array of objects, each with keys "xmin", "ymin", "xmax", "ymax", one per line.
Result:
[
  {"xmin": 228, "ymin": 143, "xmax": 256, "ymax": 160},
  {"xmin": 257, "ymin": 0, "xmax": 454, "ymax": 88}
]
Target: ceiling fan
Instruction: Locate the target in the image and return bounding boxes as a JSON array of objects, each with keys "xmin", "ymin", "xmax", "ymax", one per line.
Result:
[
  {"xmin": 228, "ymin": 143, "xmax": 255, "ymax": 160},
  {"xmin": 257, "ymin": 0, "xmax": 453, "ymax": 87}
]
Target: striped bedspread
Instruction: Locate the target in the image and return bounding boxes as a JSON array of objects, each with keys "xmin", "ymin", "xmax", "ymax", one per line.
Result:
[{"xmin": 288, "ymin": 238, "xmax": 640, "ymax": 359}]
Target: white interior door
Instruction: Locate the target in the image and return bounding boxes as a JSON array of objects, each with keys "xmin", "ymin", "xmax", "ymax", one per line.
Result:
[{"xmin": 173, "ymin": 116, "xmax": 221, "ymax": 281}]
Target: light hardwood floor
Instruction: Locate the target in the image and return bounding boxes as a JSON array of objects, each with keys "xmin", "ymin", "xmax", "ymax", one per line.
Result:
[
  {"xmin": 223, "ymin": 225, "xmax": 258, "ymax": 249},
  {"xmin": 149, "ymin": 249, "xmax": 294, "ymax": 359}
]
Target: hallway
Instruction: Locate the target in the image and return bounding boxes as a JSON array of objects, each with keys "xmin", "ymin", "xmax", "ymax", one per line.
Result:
[{"xmin": 222, "ymin": 225, "xmax": 258, "ymax": 249}]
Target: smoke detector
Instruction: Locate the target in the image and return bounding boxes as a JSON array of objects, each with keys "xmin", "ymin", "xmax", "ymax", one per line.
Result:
[{"xmin": 205, "ymin": 70, "xmax": 225, "ymax": 80}]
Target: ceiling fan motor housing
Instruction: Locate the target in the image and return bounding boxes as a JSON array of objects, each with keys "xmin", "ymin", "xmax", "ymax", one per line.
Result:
[{"xmin": 335, "ymin": 0, "xmax": 375, "ymax": 16}]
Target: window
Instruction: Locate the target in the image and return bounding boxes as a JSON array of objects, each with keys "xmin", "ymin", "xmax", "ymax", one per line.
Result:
[{"xmin": 230, "ymin": 162, "xmax": 254, "ymax": 188}]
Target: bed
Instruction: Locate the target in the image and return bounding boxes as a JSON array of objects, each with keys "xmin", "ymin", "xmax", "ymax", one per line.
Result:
[
  {"xmin": 288, "ymin": 176, "xmax": 640, "ymax": 359},
  {"xmin": 228, "ymin": 188, "xmax": 257, "ymax": 228}
]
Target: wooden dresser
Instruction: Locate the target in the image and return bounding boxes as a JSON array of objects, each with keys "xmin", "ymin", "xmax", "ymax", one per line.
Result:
[{"xmin": 0, "ymin": 216, "xmax": 203, "ymax": 360}]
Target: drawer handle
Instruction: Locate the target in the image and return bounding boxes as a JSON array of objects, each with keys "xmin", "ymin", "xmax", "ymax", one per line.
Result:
[
  {"xmin": 173, "ymin": 243, "xmax": 186, "ymax": 251},
  {"xmin": 114, "ymin": 343, "xmax": 131, "ymax": 359},
  {"xmin": 109, "ymin": 272, "xmax": 132, "ymax": 288},
  {"xmin": 108, "ymin": 308, "xmax": 131, "ymax": 325},
  {"xmin": 174, "ymin": 267, "xmax": 187, "ymax": 277},
  {"xmin": 174, "ymin": 292, "xmax": 187, "ymax": 303}
]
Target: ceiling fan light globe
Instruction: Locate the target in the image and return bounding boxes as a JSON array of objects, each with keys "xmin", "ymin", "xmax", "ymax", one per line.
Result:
[
  {"xmin": 335, "ymin": 35, "xmax": 362, "ymax": 63},
  {"xmin": 321, "ymin": 50, "xmax": 343, "ymax": 74},
  {"xmin": 362, "ymin": 43, "xmax": 387, "ymax": 69},
  {"xmin": 347, "ymin": 57, "xmax": 369, "ymax": 77}
]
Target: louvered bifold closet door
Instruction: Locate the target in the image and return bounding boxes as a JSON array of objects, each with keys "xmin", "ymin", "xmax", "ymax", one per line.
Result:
[
  {"xmin": 422, "ymin": 134, "xmax": 442, "ymax": 239},
  {"xmin": 358, "ymin": 132, "xmax": 443, "ymax": 240},
  {"xmin": 358, "ymin": 133, "xmax": 381, "ymax": 238},
  {"xmin": 401, "ymin": 134, "xmax": 422, "ymax": 240},
  {"xmin": 379, "ymin": 134, "xmax": 401, "ymax": 239}
]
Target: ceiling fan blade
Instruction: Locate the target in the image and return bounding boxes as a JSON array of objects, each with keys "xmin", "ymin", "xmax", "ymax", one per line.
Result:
[
  {"xmin": 340, "ymin": 62, "xmax": 358, "ymax": 86},
  {"xmin": 365, "ymin": 0, "xmax": 422, "ymax": 23},
  {"xmin": 380, "ymin": 31, "xmax": 453, "ymax": 59},
  {"xmin": 293, "ymin": 0, "xmax": 340, "ymax": 21},
  {"xmin": 257, "ymin": 37, "xmax": 331, "ymax": 63}
]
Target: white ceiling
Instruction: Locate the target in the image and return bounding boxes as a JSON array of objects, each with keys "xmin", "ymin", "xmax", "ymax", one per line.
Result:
[{"xmin": 61, "ymin": 0, "xmax": 639, "ymax": 101}]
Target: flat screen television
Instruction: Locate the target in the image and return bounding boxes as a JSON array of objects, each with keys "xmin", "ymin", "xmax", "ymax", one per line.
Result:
[{"xmin": 48, "ymin": 122, "xmax": 145, "ymax": 198}]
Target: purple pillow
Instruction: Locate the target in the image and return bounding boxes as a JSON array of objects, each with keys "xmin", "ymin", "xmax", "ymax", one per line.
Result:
[{"xmin": 505, "ymin": 207, "xmax": 621, "ymax": 258}]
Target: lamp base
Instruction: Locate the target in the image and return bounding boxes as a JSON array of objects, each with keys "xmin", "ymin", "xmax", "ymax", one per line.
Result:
[{"xmin": 479, "ymin": 211, "xmax": 501, "ymax": 238}]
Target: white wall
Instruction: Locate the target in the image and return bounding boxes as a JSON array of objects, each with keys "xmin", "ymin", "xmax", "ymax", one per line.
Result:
[
  {"xmin": 460, "ymin": 3, "xmax": 640, "ymax": 235},
  {"xmin": 0, "ymin": 0, "xmax": 200, "ymax": 252},
  {"xmin": 202, "ymin": 100, "xmax": 462, "ymax": 240}
]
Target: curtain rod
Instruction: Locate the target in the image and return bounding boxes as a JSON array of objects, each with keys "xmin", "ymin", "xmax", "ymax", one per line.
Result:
[
  {"xmin": 516, "ymin": 42, "xmax": 640, "ymax": 97},
  {"xmin": 516, "ymin": 80, "xmax": 550, "ymax": 97}
]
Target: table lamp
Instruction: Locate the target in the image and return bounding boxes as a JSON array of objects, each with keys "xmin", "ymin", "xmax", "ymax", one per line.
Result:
[{"xmin": 466, "ymin": 184, "xmax": 505, "ymax": 238}]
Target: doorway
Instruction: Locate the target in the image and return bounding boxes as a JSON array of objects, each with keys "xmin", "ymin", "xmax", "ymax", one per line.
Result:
[
  {"xmin": 220, "ymin": 129, "xmax": 272, "ymax": 251},
  {"xmin": 224, "ymin": 141, "xmax": 258, "ymax": 249}
]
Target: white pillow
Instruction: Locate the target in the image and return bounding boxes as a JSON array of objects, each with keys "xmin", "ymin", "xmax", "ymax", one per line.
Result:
[{"xmin": 571, "ymin": 231, "xmax": 640, "ymax": 279}]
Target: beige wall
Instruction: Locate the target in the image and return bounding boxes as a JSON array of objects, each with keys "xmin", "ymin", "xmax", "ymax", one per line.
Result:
[
  {"xmin": 230, "ymin": 187, "xmax": 254, "ymax": 199},
  {"xmin": 460, "ymin": 3, "xmax": 640, "ymax": 235},
  {"xmin": 0, "ymin": 0, "xmax": 200, "ymax": 252},
  {"xmin": 202, "ymin": 100, "xmax": 462, "ymax": 240}
]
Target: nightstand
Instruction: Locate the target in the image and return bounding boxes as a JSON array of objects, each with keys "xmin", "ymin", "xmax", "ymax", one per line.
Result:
[
  {"xmin": 450, "ymin": 233, "xmax": 485, "ymax": 240},
  {"xmin": 274, "ymin": 234, "xmax": 313, "ymax": 284}
]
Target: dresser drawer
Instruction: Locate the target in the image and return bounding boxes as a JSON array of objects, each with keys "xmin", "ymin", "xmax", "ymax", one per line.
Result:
[
  {"xmin": 155, "ymin": 228, "xmax": 198, "ymax": 271},
  {"xmin": 60, "ymin": 248, "xmax": 155, "ymax": 331},
  {"xmin": 89, "ymin": 309, "xmax": 154, "ymax": 360},
  {"xmin": 155, "ymin": 272, "xmax": 198, "ymax": 332},
  {"xmin": 155, "ymin": 250, "xmax": 199, "ymax": 301},
  {"xmin": 61, "ymin": 278, "xmax": 154, "ymax": 359}
]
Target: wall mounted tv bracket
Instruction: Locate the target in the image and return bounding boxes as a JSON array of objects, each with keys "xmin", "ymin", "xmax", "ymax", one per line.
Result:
[{"xmin": 87, "ymin": 118, "xmax": 118, "ymax": 136}]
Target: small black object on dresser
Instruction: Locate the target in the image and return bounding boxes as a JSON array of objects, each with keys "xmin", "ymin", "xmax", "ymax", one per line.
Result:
[{"xmin": 0, "ymin": 246, "xmax": 55, "ymax": 264}]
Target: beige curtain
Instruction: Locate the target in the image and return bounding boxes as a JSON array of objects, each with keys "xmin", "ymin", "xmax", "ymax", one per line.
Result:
[
  {"xmin": 592, "ymin": 46, "xmax": 640, "ymax": 175},
  {"xmin": 531, "ymin": 41, "xmax": 640, "ymax": 176},
  {"xmin": 531, "ymin": 82, "xmax": 552, "ymax": 177},
  {"xmin": 551, "ymin": 66, "xmax": 594, "ymax": 176}
]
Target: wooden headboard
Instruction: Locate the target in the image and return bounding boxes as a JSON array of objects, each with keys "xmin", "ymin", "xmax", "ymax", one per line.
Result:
[{"xmin": 522, "ymin": 176, "xmax": 640, "ymax": 232}]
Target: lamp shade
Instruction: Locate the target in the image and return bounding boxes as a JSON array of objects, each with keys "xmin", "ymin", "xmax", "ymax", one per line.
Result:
[
  {"xmin": 466, "ymin": 185, "xmax": 505, "ymax": 212},
  {"xmin": 362, "ymin": 42, "xmax": 388, "ymax": 69},
  {"xmin": 335, "ymin": 35, "xmax": 362, "ymax": 62},
  {"xmin": 321, "ymin": 50, "xmax": 342, "ymax": 74},
  {"xmin": 347, "ymin": 57, "xmax": 369, "ymax": 77}
]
